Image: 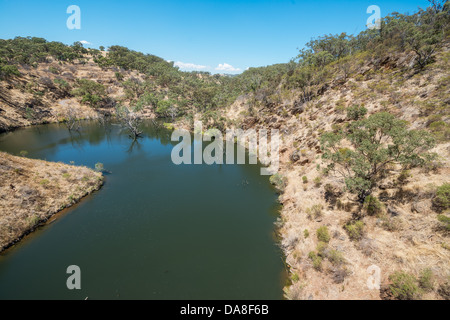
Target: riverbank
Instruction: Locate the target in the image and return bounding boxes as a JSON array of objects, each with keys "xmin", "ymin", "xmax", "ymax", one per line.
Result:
[{"xmin": 0, "ymin": 151, "xmax": 103, "ymax": 252}]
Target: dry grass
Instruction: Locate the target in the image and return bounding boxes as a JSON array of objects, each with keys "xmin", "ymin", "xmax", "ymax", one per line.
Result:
[
  {"xmin": 223, "ymin": 47, "xmax": 450, "ymax": 300},
  {"xmin": 0, "ymin": 152, "xmax": 103, "ymax": 251}
]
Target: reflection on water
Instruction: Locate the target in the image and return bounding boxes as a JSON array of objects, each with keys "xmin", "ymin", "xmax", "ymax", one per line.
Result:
[{"xmin": 0, "ymin": 120, "xmax": 285, "ymax": 300}]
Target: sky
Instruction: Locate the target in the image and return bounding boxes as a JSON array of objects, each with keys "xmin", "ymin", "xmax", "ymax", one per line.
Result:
[{"xmin": 0, "ymin": 0, "xmax": 431, "ymax": 74}]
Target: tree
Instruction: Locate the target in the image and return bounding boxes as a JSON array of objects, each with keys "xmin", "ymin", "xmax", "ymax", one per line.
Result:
[
  {"xmin": 71, "ymin": 79, "xmax": 106, "ymax": 108},
  {"xmin": 156, "ymin": 100, "xmax": 178, "ymax": 120},
  {"xmin": 115, "ymin": 105, "xmax": 143, "ymax": 140},
  {"xmin": 321, "ymin": 112, "xmax": 436, "ymax": 201}
]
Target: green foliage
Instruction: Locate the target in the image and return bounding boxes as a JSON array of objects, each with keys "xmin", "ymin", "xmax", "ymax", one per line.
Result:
[
  {"xmin": 0, "ymin": 63, "xmax": 20, "ymax": 80},
  {"xmin": 302, "ymin": 176, "xmax": 308, "ymax": 184},
  {"xmin": 303, "ymin": 229, "xmax": 309, "ymax": 238},
  {"xmin": 327, "ymin": 249, "xmax": 345, "ymax": 266},
  {"xmin": 71, "ymin": 79, "xmax": 106, "ymax": 108},
  {"xmin": 316, "ymin": 241, "xmax": 328, "ymax": 256},
  {"xmin": 437, "ymin": 214, "xmax": 450, "ymax": 231},
  {"xmin": 345, "ymin": 220, "xmax": 365, "ymax": 241},
  {"xmin": 308, "ymin": 251, "xmax": 322, "ymax": 271},
  {"xmin": 156, "ymin": 99, "xmax": 178, "ymax": 119},
  {"xmin": 418, "ymin": 268, "xmax": 434, "ymax": 292},
  {"xmin": 313, "ymin": 176, "xmax": 322, "ymax": 187},
  {"xmin": 363, "ymin": 195, "xmax": 383, "ymax": 216},
  {"xmin": 321, "ymin": 112, "xmax": 436, "ymax": 200},
  {"xmin": 434, "ymin": 183, "xmax": 450, "ymax": 210},
  {"xmin": 389, "ymin": 271, "xmax": 422, "ymax": 300},
  {"xmin": 316, "ymin": 226, "xmax": 330, "ymax": 243},
  {"xmin": 269, "ymin": 173, "xmax": 287, "ymax": 192},
  {"xmin": 346, "ymin": 105, "xmax": 367, "ymax": 120},
  {"xmin": 115, "ymin": 72, "xmax": 124, "ymax": 81}
]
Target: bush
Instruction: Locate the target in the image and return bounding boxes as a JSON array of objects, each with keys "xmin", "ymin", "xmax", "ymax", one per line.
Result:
[
  {"xmin": 303, "ymin": 229, "xmax": 309, "ymax": 238},
  {"xmin": 437, "ymin": 214, "xmax": 450, "ymax": 231},
  {"xmin": 434, "ymin": 183, "xmax": 450, "ymax": 210},
  {"xmin": 269, "ymin": 173, "xmax": 287, "ymax": 192},
  {"xmin": 346, "ymin": 105, "xmax": 367, "ymax": 120},
  {"xmin": 71, "ymin": 79, "xmax": 106, "ymax": 108},
  {"xmin": 302, "ymin": 176, "xmax": 308, "ymax": 184},
  {"xmin": 313, "ymin": 176, "xmax": 322, "ymax": 187},
  {"xmin": 0, "ymin": 64, "xmax": 20, "ymax": 80},
  {"xmin": 308, "ymin": 251, "xmax": 322, "ymax": 271},
  {"xmin": 389, "ymin": 271, "xmax": 422, "ymax": 300},
  {"xmin": 316, "ymin": 226, "xmax": 330, "ymax": 243},
  {"xmin": 345, "ymin": 220, "xmax": 365, "ymax": 241},
  {"xmin": 418, "ymin": 268, "xmax": 434, "ymax": 292},
  {"xmin": 316, "ymin": 241, "xmax": 328, "ymax": 256},
  {"xmin": 306, "ymin": 204, "xmax": 323, "ymax": 220},
  {"xmin": 327, "ymin": 249, "xmax": 345, "ymax": 266},
  {"xmin": 363, "ymin": 195, "xmax": 383, "ymax": 215}
]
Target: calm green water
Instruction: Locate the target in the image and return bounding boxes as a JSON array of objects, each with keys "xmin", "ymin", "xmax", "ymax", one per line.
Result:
[{"xmin": 0, "ymin": 121, "xmax": 285, "ymax": 299}]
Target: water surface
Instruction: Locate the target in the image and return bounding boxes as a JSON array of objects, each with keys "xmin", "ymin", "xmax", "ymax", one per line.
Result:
[{"xmin": 0, "ymin": 121, "xmax": 285, "ymax": 299}]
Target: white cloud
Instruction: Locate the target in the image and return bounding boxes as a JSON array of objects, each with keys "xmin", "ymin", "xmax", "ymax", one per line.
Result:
[
  {"xmin": 79, "ymin": 40, "xmax": 91, "ymax": 45},
  {"xmin": 174, "ymin": 61, "xmax": 208, "ymax": 70},
  {"xmin": 215, "ymin": 63, "xmax": 240, "ymax": 72}
]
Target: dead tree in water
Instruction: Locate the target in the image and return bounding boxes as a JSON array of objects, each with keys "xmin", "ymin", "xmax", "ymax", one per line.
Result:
[
  {"xmin": 52, "ymin": 102, "xmax": 81, "ymax": 132},
  {"xmin": 115, "ymin": 105, "xmax": 143, "ymax": 140}
]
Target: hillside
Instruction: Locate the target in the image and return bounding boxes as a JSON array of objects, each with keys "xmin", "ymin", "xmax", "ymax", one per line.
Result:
[{"xmin": 0, "ymin": 2, "xmax": 449, "ymax": 299}]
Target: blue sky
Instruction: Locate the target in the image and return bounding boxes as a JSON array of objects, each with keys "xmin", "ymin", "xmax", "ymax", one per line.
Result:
[{"xmin": 0, "ymin": 0, "xmax": 430, "ymax": 73}]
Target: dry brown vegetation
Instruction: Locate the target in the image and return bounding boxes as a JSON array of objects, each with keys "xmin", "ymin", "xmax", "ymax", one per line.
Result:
[
  {"xmin": 220, "ymin": 46, "xmax": 450, "ymax": 300},
  {"xmin": 0, "ymin": 152, "xmax": 103, "ymax": 252}
]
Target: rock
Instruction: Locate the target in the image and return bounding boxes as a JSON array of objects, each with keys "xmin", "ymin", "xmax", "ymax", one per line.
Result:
[
  {"xmin": 387, "ymin": 206, "xmax": 400, "ymax": 216},
  {"xmin": 411, "ymin": 200, "xmax": 430, "ymax": 214},
  {"xmin": 290, "ymin": 150, "xmax": 301, "ymax": 163},
  {"xmin": 300, "ymin": 159, "xmax": 310, "ymax": 166}
]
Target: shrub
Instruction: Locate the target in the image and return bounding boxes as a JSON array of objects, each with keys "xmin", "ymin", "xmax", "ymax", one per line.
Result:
[
  {"xmin": 303, "ymin": 229, "xmax": 309, "ymax": 238},
  {"xmin": 313, "ymin": 176, "xmax": 322, "ymax": 187},
  {"xmin": 306, "ymin": 204, "xmax": 323, "ymax": 220},
  {"xmin": 346, "ymin": 105, "xmax": 367, "ymax": 120},
  {"xmin": 418, "ymin": 268, "xmax": 434, "ymax": 292},
  {"xmin": 345, "ymin": 220, "xmax": 365, "ymax": 241},
  {"xmin": 397, "ymin": 170, "xmax": 411, "ymax": 185},
  {"xmin": 389, "ymin": 271, "xmax": 422, "ymax": 300},
  {"xmin": 434, "ymin": 183, "xmax": 450, "ymax": 210},
  {"xmin": 327, "ymin": 249, "xmax": 345, "ymax": 266},
  {"xmin": 269, "ymin": 173, "xmax": 287, "ymax": 192},
  {"xmin": 316, "ymin": 241, "xmax": 328, "ymax": 256},
  {"xmin": 363, "ymin": 195, "xmax": 383, "ymax": 216},
  {"xmin": 308, "ymin": 251, "xmax": 322, "ymax": 271},
  {"xmin": 437, "ymin": 214, "xmax": 450, "ymax": 231},
  {"xmin": 71, "ymin": 79, "xmax": 106, "ymax": 108},
  {"xmin": 302, "ymin": 176, "xmax": 308, "ymax": 184},
  {"xmin": 316, "ymin": 226, "xmax": 330, "ymax": 243},
  {"xmin": 0, "ymin": 64, "xmax": 20, "ymax": 80}
]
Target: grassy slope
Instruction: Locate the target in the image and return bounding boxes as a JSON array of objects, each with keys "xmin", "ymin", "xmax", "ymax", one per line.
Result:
[
  {"xmin": 222, "ymin": 45, "xmax": 450, "ymax": 300},
  {"xmin": 0, "ymin": 152, "xmax": 103, "ymax": 252}
]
